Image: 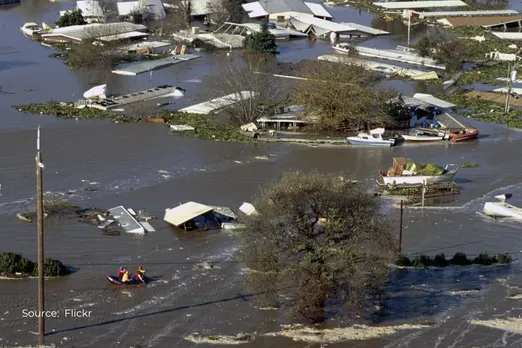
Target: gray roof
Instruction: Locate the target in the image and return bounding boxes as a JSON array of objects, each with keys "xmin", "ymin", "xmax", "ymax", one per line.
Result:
[
  {"xmin": 260, "ymin": 0, "xmax": 318, "ymax": 14},
  {"xmin": 435, "ymin": 112, "xmax": 473, "ymax": 131}
]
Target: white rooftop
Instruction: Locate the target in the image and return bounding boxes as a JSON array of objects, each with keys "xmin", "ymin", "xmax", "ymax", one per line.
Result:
[
  {"xmin": 491, "ymin": 32, "xmax": 522, "ymax": 40},
  {"xmin": 374, "ymin": 0, "xmax": 467, "ymax": 9},
  {"xmin": 413, "ymin": 93, "xmax": 456, "ymax": 108},
  {"xmin": 290, "ymin": 16, "xmax": 356, "ymax": 35},
  {"xmin": 164, "ymin": 202, "xmax": 214, "ymax": 226},
  {"xmin": 43, "ymin": 22, "xmax": 147, "ymax": 41},
  {"xmin": 77, "ymin": 0, "xmax": 103, "ymax": 17},
  {"xmin": 413, "ymin": 9, "xmax": 518, "ymax": 18},
  {"xmin": 96, "ymin": 31, "xmax": 148, "ymax": 42}
]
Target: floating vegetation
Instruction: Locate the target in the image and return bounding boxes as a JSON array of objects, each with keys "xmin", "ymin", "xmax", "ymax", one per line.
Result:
[
  {"xmin": 0, "ymin": 252, "xmax": 71, "ymax": 277},
  {"xmin": 185, "ymin": 333, "xmax": 253, "ymax": 345},
  {"xmin": 14, "ymin": 102, "xmax": 253, "ymax": 142},
  {"xmin": 460, "ymin": 162, "xmax": 479, "ymax": 168},
  {"xmin": 395, "ymin": 252, "xmax": 511, "ymax": 268}
]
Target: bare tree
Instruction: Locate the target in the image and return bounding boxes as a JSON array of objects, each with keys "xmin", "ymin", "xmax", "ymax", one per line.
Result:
[
  {"xmin": 206, "ymin": 0, "xmax": 244, "ymax": 27},
  {"xmin": 237, "ymin": 171, "xmax": 396, "ymax": 322},
  {"xmin": 294, "ymin": 59, "xmax": 395, "ymax": 132},
  {"xmin": 206, "ymin": 53, "xmax": 281, "ymax": 124}
]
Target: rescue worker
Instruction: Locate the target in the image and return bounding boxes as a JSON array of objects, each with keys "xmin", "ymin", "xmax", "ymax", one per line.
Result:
[
  {"xmin": 116, "ymin": 266, "xmax": 126, "ymax": 279},
  {"xmin": 122, "ymin": 270, "xmax": 132, "ymax": 284},
  {"xmin": 135, "ymin": 265, "xmax": 147, "ymax": 282}
]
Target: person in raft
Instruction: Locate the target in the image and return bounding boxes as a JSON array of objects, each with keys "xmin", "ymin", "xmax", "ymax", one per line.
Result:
[
  {"xmin": 122, "ymin": 270, "xmax": 132, "ymax": 284},
  {"xmin": 116, "ymin": 266, "xmax": 126, "ymax": 279},
  {"xmin": 135, "ymin": 265, "xmax": 147, "ymax": 282}
]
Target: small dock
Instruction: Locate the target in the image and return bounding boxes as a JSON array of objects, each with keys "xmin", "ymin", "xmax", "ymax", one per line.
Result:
[
  {"xmin": 78, "ymin": 85, "xmax": 180, "ymax": 111},
  {"xmin": 112, "ymin": 54, "xmax": 200, "ymax": 76},
  {"xmin": 382, "ymin": 182, "xmax": 460, "ymax": 206}
]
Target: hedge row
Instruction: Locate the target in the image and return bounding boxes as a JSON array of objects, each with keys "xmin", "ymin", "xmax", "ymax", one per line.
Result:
[
  {"xmin": 396, "ymin": 252, "xmax": 511, "ymax": 268},
  {"xmin": 0, "ymin": 252, "xmax": 71, "ymax": 277}
]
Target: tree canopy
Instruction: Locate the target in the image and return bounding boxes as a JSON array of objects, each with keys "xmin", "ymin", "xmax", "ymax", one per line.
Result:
[
  {"xmin": 237, "ymin": 171, "xmax": 396, "ymax": 322},
  {"xmin": 56, "ymin": 9, "xmax": 87, "ymax": 27},
  {"xmin": 414, "ymin": 27, "xmax": 467, "ymax": 72},
  {"xmin": 294, "ymin": 59, "xmax": 395, "ymax": 131},
  {"xmin": 243, "ymin": 22, "xmax": 278, "ymax": 55}
]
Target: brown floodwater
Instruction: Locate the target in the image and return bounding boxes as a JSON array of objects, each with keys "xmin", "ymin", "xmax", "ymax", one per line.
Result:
[{"xmin": 3, "ymin": 1, "xmax": 522, "ymax": 347}]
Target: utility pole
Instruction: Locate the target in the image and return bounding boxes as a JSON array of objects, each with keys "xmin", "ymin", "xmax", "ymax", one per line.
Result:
[
  {"xmin": 399, "ymin": 200, "xmax": 404, "ymax": 253},
  {"xmin": 407, "ymin": 12, "xmax": 411, "ymax": 50},
  {"xmin": 36, "ymin": 126, "xmax": 45, "ymax": 345},
  {"xmin": 505, "ymin": 60, "xmax": 514, "ymax": 114}
]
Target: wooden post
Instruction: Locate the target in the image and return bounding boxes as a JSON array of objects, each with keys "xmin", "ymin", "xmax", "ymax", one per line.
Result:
[
  {"xmin": 36, "ymin": 127, "xmax": 45, "ymax": 345},
  {"xmin": 399, "ymin": 200, "xmax": 404, "ymax": 253},
  {"xmin": 421, "ymin": 181, "xmax": 426, "ymax": 207}
]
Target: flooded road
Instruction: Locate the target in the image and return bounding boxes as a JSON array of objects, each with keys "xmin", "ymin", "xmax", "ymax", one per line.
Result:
[{"xmin": 2, "ymin": 0, "xmax": 522, "ymax": 347}]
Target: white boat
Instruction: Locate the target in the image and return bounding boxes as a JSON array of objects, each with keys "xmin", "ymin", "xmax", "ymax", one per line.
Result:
[
  {"xmin": 483, "ymin": 194, "xmax": 522, "ymax": 219},
  {"xmin": 347, "ymin": 128, "xmax": 395, "ymax": 147},
  {"xmin": 333, "ymin": 42, "xmax": 351, "ymax": 54},
  {"xmin": 21, "ymin": 22, "xmax": 43, "ymax": 37},
  {"xmin": 401, "ymin": 131, "xmax": 447, "ymax": 142},
  {"xmin": 378, "ymin": 157, "xmax": 459, "ymax": 187}
]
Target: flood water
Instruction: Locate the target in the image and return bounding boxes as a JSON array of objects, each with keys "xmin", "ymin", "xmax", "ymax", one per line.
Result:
[{"xmin": 2, "ymin": 1, "xmax": 522, "ymax": 347}]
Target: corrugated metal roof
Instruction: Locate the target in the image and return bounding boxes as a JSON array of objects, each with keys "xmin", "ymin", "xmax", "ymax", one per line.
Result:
[
  {"xmin": 96, "ymin": 31, "xmax": 148, "ymax": 42},
  {"xmin": 109, "ymin": 206, "xmax": 146, "ymax": 233},
  {"xmin": 416, "ymin": 9, "xmax": 518, "ymax": 18},
  {"xmin": 340, "ymin": 22, "xmax": 389, "ymax": 35},
  {"xmin": 413, "ymin": 93, "xmax": 456, "ymax": 108},
  {"xmin": 290, "ymin": 16, "xmax": 355, "ymax": 35},
  {"xmin": 374, "ymin": 0, "xmax": 466, "ymax": 9},
  {"xmin": 492, "ymin": 32, "xmax": 522, "ymax": 40},
  {"xmin": 164, "ymin": 202, "xmax": 214, "ymax": 226},
  {"xmin": 438, "ymin": 15, "xmax": 522, "ymax": 27},
  {"xmin": 242, "ymin": 2, "xmax": 268, "ymax": 17},
  {"xmin": 304, "ymin": 2, "xmax": 332, "ymax": 18},
  {"xmin": 42, "ymin": 22, "xmax": 147, "ymax": 41}
]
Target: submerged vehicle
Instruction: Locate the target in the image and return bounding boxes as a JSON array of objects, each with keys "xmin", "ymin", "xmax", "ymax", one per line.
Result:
[{"xmin": 106, "ymin": 274, "xmax": 147, "ymax": 285}]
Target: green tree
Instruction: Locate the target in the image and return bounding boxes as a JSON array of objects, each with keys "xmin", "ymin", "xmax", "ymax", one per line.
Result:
[
  {"xmin": 414, "ymin": 27, "xmax": 467, "ymax": 72},
  {"xmin": 56, "ymin": 9, "xmax": 87, "ymax": 27},
  {"xmin": 294, "ymin": 59, "xmax": 395, "ymax": 131},
  {"xmin": 243, "ymin": 22, "xmax": 278, "ymax": 55},
  {"xmin": 237, "ymin": 171, "xmax": 396, "ymax": 322}
]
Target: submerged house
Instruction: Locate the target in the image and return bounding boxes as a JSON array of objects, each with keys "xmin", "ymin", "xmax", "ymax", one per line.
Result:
[
  {"xmin": 117, "ymin": 0, "xmax": 166, "ymax": 21},
  {"xmin": 242, "ymin": 0, "xmax": 332, "ymax": 23},
  {"xmin": 41, "ymin": 22, "xmax": 148, "ymax": 43},
  {"xmin": 59, "ymin": 0, "xmax": 105, "ymax": 23},
  {"xmin": 164, "ymin": 202, "xmax": 238, "ymax": 231}
]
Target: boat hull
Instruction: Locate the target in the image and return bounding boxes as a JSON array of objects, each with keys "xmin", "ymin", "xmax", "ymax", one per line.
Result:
[
  {"xmin": 378, "ymin": 171, "xmax": 458, "ymax": 186},
  {"xmin": 450, "ymin": 129, "xmax": 479, "ymax": 142},
  {"xmin": 347, "ymin": 138, "xmax": 394, "ymax": 147},
  {"xmin": 483, "ymin": 202, "xmax": 522, "ymax": 219},
  {"xmin": 401, "ymin": 135, "xmax": 443, "ymax": 142}
]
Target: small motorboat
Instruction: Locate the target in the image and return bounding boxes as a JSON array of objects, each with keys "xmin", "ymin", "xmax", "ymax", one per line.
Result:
[
  {"xmin": 332, "ymin": 42, "xmax": 351, "ymax": 54},
  {"xmin": 450, "ymin": 128, "xmax": 479, "ymax": 142},
  {"xmin": 347, "ymin": 128, "xmax": 395, "ymax": 147},
  {"xmin": 401, "ymin": 131, "xmax": 447, "ymax": 142},
  {"xmin": 21, "ymin": 22, "xmax": 43, "ymax": 37},
  {"xmin": 107, "ymin": 274, "xmax": 147, "ymax": 285}
]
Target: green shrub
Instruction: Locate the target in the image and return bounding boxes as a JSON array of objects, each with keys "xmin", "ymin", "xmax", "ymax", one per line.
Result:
[
  {"xmin": 412, "ymin": 255, "xmax": 433, "ymax": 267},
  {"xmin": 473, "ymin": 252, "xmax": 496, "ymax": 266},
  {"xmin": 56, "ymin": 9, "xmax": 86, "ymax": 27},
  {"xmin": 449, "ymin": 252, "xmax": 472, "ymax": 266},
  {"xmin": 496, "ymin": 253, "xmax": 512, "ymax": 264},
  {"xmin": 0, "ymin": 252, "xmax": 36, "ymax": 275},
  {"xmin": 433, "ymin": 253, "xmax": 449, "ymax": 267},
  {"xmin": 33, "ymin": 257, "xmax": 71, "ymax": 277},
  {"xmin": 0, "ymin": 253, "xmax": 70, "ymax": 277},
  {"xmin": 395, "ymin": 254, "xmax": 412, "ymax": 267}
]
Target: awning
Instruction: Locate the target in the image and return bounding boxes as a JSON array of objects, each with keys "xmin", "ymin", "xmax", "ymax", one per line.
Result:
[{"xmin": 164, "ymin": 201, "xmax": 214, "ymax": 226}]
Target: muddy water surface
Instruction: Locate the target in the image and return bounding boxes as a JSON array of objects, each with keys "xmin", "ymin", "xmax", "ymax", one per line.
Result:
[{"xmin": 2, "ymin": 0, "xmax": 522, "ymax": 347}]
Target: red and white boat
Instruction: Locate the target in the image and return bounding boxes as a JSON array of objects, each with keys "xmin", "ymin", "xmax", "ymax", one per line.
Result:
[{"xmin": 449, "ymin": 128, "xmax": 479, "ymax": 142}]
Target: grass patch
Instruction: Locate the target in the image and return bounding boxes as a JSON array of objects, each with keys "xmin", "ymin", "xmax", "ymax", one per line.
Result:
[
  {"xmin": 0, "ymin": 252, "xmax": 71, "ymax": 277},
  {"xmin": 14, "ymin": 102, "xmax": 253, "ymax": 142},
  {"xmin": 460, "ymin": 162, "xmax": 479, "ymax": 168}
]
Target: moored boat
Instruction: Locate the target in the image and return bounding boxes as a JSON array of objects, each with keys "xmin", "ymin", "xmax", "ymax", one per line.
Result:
[
  {"xmin": 377, "ymin": 157, "xmax": 459, "ymax": 187},
  {"xmin": 401, "ymin": 131, "xmax": 447, "ymax": 142},
  {"xmin": 21, "ymin": 22, "xmax": 43, "ymax": 37},
  {"xmin": 333, "ymin": 42, "xmax": 351, "ymax": 54},
  {"xmin": 347, "ymin": 128, "xmax": 395, "ymax": 147},
  {"xmin": 450, "ymin": 128, "xmax": 479, "ymax": 142}
]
